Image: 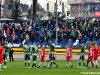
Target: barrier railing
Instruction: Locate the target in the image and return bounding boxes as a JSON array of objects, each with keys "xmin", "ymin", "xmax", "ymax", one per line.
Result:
[{"xmin": 12, "ymin": 47, "xmax": 88, "ymax": 54}]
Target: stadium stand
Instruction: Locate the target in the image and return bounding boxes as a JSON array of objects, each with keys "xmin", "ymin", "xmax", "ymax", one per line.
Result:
[{"xmin": 0, "ymin": 18, "xmax": 100, "ymax": 48}]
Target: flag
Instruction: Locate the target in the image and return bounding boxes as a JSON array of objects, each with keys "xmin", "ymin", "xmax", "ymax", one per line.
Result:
[
  {"xmin": 94, "ymin": 11, "xmax": 100, "ymax": 17},
  {"xmin": 95, "ymin": 6, "xmax": 100, "ymax": 11},
  {"xmin": 89, "ymin": 6, "xmax": 93, "ymax": 11},
  {"xmin": 83, "ymin": 0, "xmax": 94, "ymax": 3},
  {"xmin": 22, "ymin": 39, "xmax": 26, "ymax": 45},
  {"xmin": 4, "ymin": 30, "xmax": 7, "ymax": 38},
  {"xmin": 83, "ymin": 0, "xmax": 94, "ymax": 4}
]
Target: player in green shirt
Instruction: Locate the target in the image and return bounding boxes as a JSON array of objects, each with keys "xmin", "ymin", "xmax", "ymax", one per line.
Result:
[
  {"xmin": 48, "ymin": 41, "xmax": 58, "ymax": 68},
  {"xmin": 3, "ymin": 43, "xmax": 10, "ymax": 68},
  {"xmin": 23, "ymin": 42, "xmax": 31, "ymax": 68},
  {"xmin": 77, "ymin": 44, "xmax": 86, "ymax": 69},
  {"xmin": 31, "ymin": 43, "xmax": 38, "ymax": 69}
]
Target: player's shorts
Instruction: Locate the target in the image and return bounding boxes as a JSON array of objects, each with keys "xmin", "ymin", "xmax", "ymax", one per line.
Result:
[
  {"xmin": 88, "ymin": 56, "xmax": 93, "ymax": 62},
  {"xmin": 32, "ymin": 54, "xmax": 37, "ymax": 61},
  {"xmin": 49, "ymin": 53, "xmax": 54, "ymax": 61},
  {"xmin": 40, "ymin": 56, "xmax": 45, "ymax": 62},
  {"xmin": 79, "ymin": 55, "xmax": 84, "ymax": 60},
  {"xmin": 66, "ymin": 56, "xmax": 71, "ymax": 62},
  {"xmin": 3, "ymin": 53, "xmax": 8, "ymax": 60},
  {"xmin": 0, "ymin": 55, "xmax": 3, "ymax": 64},
  {"xmin": 94, "ymin": 55, "xmax": 98, "ymax": 60},
  {"xmin": 24, "ymin": 54, "xmax": 30, "ymax": 60}
]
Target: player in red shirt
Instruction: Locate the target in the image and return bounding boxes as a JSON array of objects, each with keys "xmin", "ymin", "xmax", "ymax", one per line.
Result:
[
  {"xmin": 87, "ymin": 43, "xmax": 94, "ymax": 68},
  {"xmin": 65, "ymin": 44, "xmax": 73, "ymax": 68},
  {"xmin": 93, "ymin": 44, "xmax": 99, "ymax": 68},
  {"xmin": 37, "ymin": 44, "xmax": 46, "ymax": 68},
  {"xmin": 0, "ymin": 44, "xmax": 4, "ymax": 71}
]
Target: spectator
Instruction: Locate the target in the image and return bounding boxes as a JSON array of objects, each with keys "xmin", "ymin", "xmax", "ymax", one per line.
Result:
[
  {"xmin": 89, "ymin": 32, "xmax": 93, "ymax": 41},
  {"xmin": 25, "ymin": 33, "xmax": 30, "ymax": 44},
  {"xmin": 5, "ymin": 28, "xmax": 10, "ymax": 37},
  {"xmin": 70, "ymin": 30, "xmax": 76, "ymax": 42},
  {"xmin": 83, "ymin": 34, "xmax": 87, "ymax": 43},
  {"xmin": 78, "ymin": 34, "xmax": 82, "ymax": 44},
  {"xmin": 9, "ymin": 47, "xmax": 14, "ymax": 62},
  {"xmin": 0, "ymin": 29, "xmax": 2, "ymax": 35},
  {"xmin": 31, "ymin": 30, "xmax": 35, "ymax": 43},
  {"xmin": 11, "ymin": 32, "xmax": 17, "ymax": 44},
  {"xmin": 40, "ymin": 34, "xmax": 44, "ymax": 44}
]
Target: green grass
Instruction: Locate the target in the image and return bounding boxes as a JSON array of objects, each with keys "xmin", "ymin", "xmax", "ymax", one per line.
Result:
[{"xmin": 0, "ymin": 60, "xmax": 100, "ymax": 75}]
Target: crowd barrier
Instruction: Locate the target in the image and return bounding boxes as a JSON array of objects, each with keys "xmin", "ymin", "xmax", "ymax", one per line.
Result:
[{"xmin": 12, "ymin": 47, "xmax": 88, "ymax": 54}]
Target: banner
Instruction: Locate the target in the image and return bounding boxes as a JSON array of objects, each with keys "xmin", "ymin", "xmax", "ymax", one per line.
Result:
[
  {"xmin": 94, "ymin": 11, "xmax": 100, "ymax": 17},
  {"xmin": 95, "ymin": 6, "xmax": 100, "ymax": 11},
  {"xmin": 83, "ymin": 0, "xmax": 94, "ymax": 3}
]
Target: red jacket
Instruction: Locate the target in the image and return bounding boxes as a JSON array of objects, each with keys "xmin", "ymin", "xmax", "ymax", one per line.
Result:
[{"xmin": 6, "ymin": 29, "xmax": 10, "ymax": 35}]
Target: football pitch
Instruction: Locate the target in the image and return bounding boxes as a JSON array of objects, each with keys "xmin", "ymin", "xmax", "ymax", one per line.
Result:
[{"xmin": 0, "ymin": 60, "xmax": 100, "ymax": 75}]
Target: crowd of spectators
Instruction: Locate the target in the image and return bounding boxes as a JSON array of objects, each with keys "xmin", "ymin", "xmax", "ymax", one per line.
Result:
[{"xmin": 0, "ymin": 18, "xmax": 100, "ymax": 47}]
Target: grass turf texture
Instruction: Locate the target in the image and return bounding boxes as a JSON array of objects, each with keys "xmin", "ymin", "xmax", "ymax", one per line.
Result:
[{"xmin": 0, "ymin": 60, "xmax": 100, "ymax": 75}]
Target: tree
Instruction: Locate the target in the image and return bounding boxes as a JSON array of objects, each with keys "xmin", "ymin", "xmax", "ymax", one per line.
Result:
[
  {"xmin": 32, "ymin": 0, "xmax": 37, "ymax": 21},
  {"xmin": 27, "ymin": 2, "xmax": 45, "ymax": 20},
  {"xmin": 5, "ymin": 0, "xmax": 11, "ymax": 4},
  {"xmin": 27, "ymin": 8, "xmax": 32, "ymax": 19},
  {"xmin": 14, "ymin": 0, "xmax": 20, "ymax": 19},
  {"xmin": 10, "ymin": 0, "xmax": 14, "ymax": 18},
  {"xmin": 20, "ymin": 3, "xmax": 29, "ymax": 12}
]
